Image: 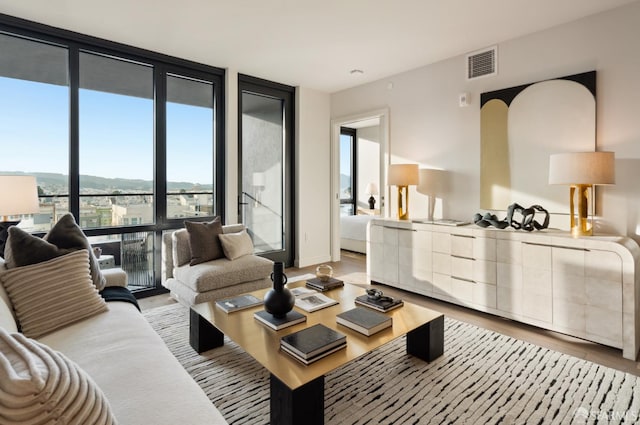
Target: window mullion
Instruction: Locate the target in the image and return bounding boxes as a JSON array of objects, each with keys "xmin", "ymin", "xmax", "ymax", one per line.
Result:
[{"xmin": 69, "ymin": 45, "xmax": 80, "ymax": 220}]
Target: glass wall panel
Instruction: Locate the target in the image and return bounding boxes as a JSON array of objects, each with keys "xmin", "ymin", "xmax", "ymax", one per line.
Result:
[
  {"xmin": 166, "ymin": 74, "xmax": 214, "ymax": 219},
  {"xmin": 79, "ymin": 51, "xmax": 154, "ymax": 228},
  {"xmin": 0, "ymin": 33, "xmax": 69, "ymax": 231},
  {"xmin": 240, "ymin": 92, "xmax": 284, "ymax": 254},
  {"xmin": 340, "ymin": 128, "xmax": 356, "ymax": 216}
]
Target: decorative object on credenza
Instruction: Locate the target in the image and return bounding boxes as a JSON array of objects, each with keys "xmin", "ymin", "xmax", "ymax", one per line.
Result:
[
  {"xmin": 473, "ymin": 203, "xmax": 549, "ymax": 231},
  {"xmin": 0, "ymin": 175, "xmax": 40, "ymax": 258},
  {"xmin": 549, "ymin": 151, "xmax": 615, "ymax": 237},
  {"xmin": 416, "ymin": 168, "xmax": 445, "ymax": 221},
  {"xmin": 480, "ymin": 71, "xmax": 596, "ymax": 213},
  {"xmin": 473, "ymin": 212, "xmax": 509, "ymax": 229},
  {"xmin": 315, "ymin": 264, "xmax": 333, "ymax": 282},
  {"xmin": 365, "ymin": 182, "xmax": 378, "ymax": 209},
  {"xmin": 263, "ymin": 262, "xmax": 295, "ymax": 318},
  {"xmin": 388, "ymin": 164, "xmax": 419, "ymax": 220}
]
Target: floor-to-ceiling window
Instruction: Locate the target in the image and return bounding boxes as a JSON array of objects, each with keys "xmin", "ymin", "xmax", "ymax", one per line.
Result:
[
  {"xmin": 0, "ymin": 16, "xmax": 224, "ymax": 296},
  {"xmin": 340, "ymin": 127, "xmax": 357, "ymax": 216}
]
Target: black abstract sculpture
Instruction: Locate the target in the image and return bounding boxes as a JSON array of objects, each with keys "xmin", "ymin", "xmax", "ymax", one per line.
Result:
[{"xmin": 474, "ymin": 203, "xmax": 549, "ymax": 232}]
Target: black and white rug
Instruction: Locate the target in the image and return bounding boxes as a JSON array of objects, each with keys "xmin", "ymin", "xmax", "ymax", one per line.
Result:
[{"xmin": 144, "ymin": 303, "xmax": 640, "ymax": 424}]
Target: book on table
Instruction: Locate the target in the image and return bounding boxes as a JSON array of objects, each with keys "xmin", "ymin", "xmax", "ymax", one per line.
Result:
[
  {"xmin": 294, "ymin": 292, "xmax": 339, "ymax": 312},
  {"xmin": 253, "ymin": 310, "xmax": 306, "ymax": 330},
  {"xmin": 354, "ymin": 294, "xmax": 404, "ymax": 312},
  {"xmin": 306, "ymin": 277, "xmax": 344, "ymax": 292},
  {"xmin": 336, "ymin": 307, "xmax": 392, "ymax": 336},
  {"xmin": 215, "ymin": 294, "xmax": 263, "ymax": 313},
  {"xmin": 280, "ymin": 323, "xmax": 347, "ymax": 361},
  {"xmin": 289, "ymin": 286, "xmax": 317, "ymax": 297},
  {"xmin": 280, "ymin": 342, "xmax": 346, "ymax": 365}
]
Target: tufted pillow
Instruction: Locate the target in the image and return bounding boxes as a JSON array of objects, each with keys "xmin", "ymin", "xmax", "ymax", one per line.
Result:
[
  {"xmin": 0, "ymin": 250, "xmax": 108, "ymax": 339},
  {"xmin": 0, "ymin": 328, "xmax": 117, "ymax": 424},
  {"xmin": 4, "ymin": 213, "xmax": 106, "ymax": 291},
  {"xmin": 184, "ymin": 217, "xmax": 224, "ymax": 265},
  {"xmin": 218, "ymin": 230, "xmax": 254, "ymax": 261}
]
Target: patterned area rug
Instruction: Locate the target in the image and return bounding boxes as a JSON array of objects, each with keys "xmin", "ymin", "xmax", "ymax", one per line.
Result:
[{"xmin": 144, "ymin": 303, "xmax": 640, "ymax": 424}]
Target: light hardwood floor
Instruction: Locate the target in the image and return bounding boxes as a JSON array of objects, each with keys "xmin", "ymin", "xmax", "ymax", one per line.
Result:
[{"xmin": 139, "ymin": 250, "xmax": 640, "ymax": 376}]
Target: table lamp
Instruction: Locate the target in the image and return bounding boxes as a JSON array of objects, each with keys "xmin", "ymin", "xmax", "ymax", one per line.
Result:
[
  {"xmin": 548, "ymin": 152, "xmax": 615, "ymax": 237},
  {"xmin": 416, "ymin": 168, "xmax": 444, "ymax": 222},
  {"xmin": 388, "ymin": 164, "xmax": 419, "ymax": 220},
  {"xmin": 0, "ymin": 175, "xmax": 40, "ymax": 257},
  {"xmin": 365, "ymin": 182, "xmax": 378, "ymax": 209}
]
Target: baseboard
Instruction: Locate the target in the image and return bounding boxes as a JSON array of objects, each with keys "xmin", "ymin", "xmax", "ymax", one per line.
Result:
[{"xmin": 294, "ymin": 254, "xmax": 332, "ymax": 268}]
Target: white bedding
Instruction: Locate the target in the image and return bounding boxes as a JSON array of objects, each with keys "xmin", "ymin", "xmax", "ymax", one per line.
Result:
[{"xmin": 340, "ymin": 215, "xmax": 377, "ymax": 253}]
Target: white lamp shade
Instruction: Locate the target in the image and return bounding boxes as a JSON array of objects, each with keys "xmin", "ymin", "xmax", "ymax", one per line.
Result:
[
  {"xmin": 417, "ymin": 168, "xmax": 445, "ymax": 195},
  {"xmin": 365, "ymin": 182, "xmax": 379, "ymax": 195},
  {"xmin": 549, "ymin": 152, "xmax": 615, "ymax": 185},
  {"xmin": 0, "ymin": 175, "xmax": 40, "ymax": 216},
  {"xmin": 388, "ymin": 164, "xmax": 419, "ymax": 186}
]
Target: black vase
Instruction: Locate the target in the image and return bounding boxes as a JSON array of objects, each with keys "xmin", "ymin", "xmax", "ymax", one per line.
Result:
[{"xmin": 264, "ymin": 262, "xmax": 294, "ymax": 318}]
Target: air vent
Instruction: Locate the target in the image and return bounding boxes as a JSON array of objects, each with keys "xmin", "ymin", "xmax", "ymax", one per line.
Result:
[{"xmin": 466, "ymin": 46, "xmax": 497, "ymax": 80}]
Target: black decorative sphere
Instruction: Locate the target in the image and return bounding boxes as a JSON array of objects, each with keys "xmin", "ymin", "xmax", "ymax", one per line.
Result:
[{"xmin": 264, "ymin": 262, "xmax": 294, "ymax": 318}]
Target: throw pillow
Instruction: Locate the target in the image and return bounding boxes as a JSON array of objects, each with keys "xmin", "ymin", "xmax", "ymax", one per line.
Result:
[
  {"xmin": 185, "ymin": 217, "xmax": 224, "ymax": 265},
  {"xmin": 0, "ymin": 328, "xmax": 117, "ymax": 425},
  {"xmin": 218, "ymin": 229, "xmax": 254, "ymax": 261},
  {"xmin": 3, "ymin": 214, "xmax": 106, "ymax": 291},
  {"xmin": 45, "ymin": 213, "xmax": 106, "ymax": 291},
  {"xmin": 0, "ymin": 250, "xmax": 108, "ymax": 339}
]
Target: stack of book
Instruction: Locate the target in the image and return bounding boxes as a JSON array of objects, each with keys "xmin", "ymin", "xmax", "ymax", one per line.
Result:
[
  {"xmin": 354, "ymin": 294, "xmax": 404, "ymax": 312},
  {"xmin": 254, "ymin": 310, "xmax": 306, "ymax": 330},
  {"xmin": 280, "ymin": 324, "xmax": 347, "ymax": 365},
  {"xmin": 306, "ymin": 277, "xmax": 344, "ymax": 291},
  {"xmin": 336, "ymin": 307, "xmax": 392, "ymax": 336},
  {"xmin": 215, "ymin": 294, "xmax": 263, "ymax": 313}
]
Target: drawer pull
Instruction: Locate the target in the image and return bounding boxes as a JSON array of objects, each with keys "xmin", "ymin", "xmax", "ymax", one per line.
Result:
[
  {"xmin": 452, "ymin": 276, "xmax": 475, "ymax": 283},
  {"xmin": 451, "ymin": 254, "xmax": 475, "ymax": 261},
  {"xmin": 522, "ymin": 241, "xmax": 589, "ymax": 252},
  {"xmin": 452, "ymin": 234, "xmax": 475, "ymax": 239}
]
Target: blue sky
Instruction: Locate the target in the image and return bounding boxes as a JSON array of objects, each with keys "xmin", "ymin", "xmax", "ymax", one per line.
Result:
[{"xmin": 0, "ymin": 76, "xmax": 213, "ymax": 185}]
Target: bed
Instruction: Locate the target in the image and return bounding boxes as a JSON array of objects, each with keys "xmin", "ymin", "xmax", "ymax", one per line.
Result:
[{"xmin": 340, "ymin": 214, "xmax": 377, "ymax": 254}]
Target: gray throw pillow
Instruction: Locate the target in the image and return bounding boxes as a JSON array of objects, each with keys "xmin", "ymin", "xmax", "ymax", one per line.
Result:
[
  {"xmin": 185, "ymin": 217, "xmax": 224, "ymax": 266},
  {"xmin": 4, "ymin": 213, "xmax": 106, "ymax": 291}
]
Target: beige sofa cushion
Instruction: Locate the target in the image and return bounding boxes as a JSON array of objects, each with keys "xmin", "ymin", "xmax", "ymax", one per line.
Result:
[
  {"xmin": 39, "ymin": 302, "xmax": 228, "ymax": 425},
  {"xmin": 0, "ymin": 259, "xmax": 17, "ymax": 333},
  {"xmin": 174, "ymin": 254, "xmax": 273, "ymax": 293},
  {"xmin": 0, "ymin": 328, "xmax": 116, "ymax": 425},
  {"xmin": 0, "ymin": 250, "xmax": 108, "ymax": 339}
]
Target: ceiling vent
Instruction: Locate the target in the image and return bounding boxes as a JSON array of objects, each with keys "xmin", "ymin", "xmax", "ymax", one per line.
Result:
[{"xmin": 466, "ymin": 46, "xmax": 497, "ymax": 80}]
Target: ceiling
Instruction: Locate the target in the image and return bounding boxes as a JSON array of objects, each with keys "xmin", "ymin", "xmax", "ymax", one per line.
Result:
[{"xmin": 0, "ymin": 0, "xmax": 636, "ymax": 93}]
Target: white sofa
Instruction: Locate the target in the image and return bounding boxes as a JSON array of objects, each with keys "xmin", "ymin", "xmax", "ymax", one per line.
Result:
[{"xmin": 0, "ymin": 258, "xmax": 228, "ymax": 425}]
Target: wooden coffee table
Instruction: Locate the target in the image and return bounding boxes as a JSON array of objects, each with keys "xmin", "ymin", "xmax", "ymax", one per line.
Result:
[{"xmin": 190, "ymin": 281, "xmax": 444, "ymax": 425}]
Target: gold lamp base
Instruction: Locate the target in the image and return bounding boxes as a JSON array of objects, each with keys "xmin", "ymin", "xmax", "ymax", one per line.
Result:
[
  {"xmin": 569, "ymin": 184, "xmax": 593, "ymax": 237},
  {"xmin": 397, "ymin": 185, "xmax": 410, "ymax": 220}
]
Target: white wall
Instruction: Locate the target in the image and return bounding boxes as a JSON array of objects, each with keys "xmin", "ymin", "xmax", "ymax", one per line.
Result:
[
  {"xmin": 330, "ymin": 2, "xmax": 640, "ymax": 242},
  {"xmin": 295, "ymin": 87, "xmax": 332, "ymax": 267}
]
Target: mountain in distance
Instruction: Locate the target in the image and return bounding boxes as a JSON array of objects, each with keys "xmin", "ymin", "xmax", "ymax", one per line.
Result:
[{"xmin": 0, "ymin": 171, "xmax": 212, "ymax": 192}]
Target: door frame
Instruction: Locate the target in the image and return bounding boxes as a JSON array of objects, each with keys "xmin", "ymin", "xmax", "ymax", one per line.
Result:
[
  {"xmin": 237, "ymin": 74, "xmax": 295, "ymax": 265},
  {"xmin": 330, "ymin": 108, "xmax": 390, "ymax": 262}
]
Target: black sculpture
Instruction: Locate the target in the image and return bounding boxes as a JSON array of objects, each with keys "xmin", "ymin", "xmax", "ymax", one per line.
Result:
[{"xmin": 473, "ymin": 203, "xmax": 549, "ymax": 232}]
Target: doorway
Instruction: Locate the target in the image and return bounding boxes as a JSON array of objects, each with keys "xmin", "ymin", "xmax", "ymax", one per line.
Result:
[
  {"xmin": 238, "ymin": 75, "xmax": 294, "ymax": 265},
  {"xmin": 330, "ymin": 109, "xmax": 390, "ymax": 261}
]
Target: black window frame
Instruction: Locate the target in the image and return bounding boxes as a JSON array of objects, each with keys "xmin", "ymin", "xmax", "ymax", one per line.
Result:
[
  {"xmin": 339, "ymin": 126, "xmax": 357, "ymax": 216},
  {"xmin": 0, "ymin": 13, "xmax": 225, "ymax": 297}
]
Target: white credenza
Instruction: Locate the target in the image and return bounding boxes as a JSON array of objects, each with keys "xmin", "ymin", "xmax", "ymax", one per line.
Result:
[{"xmin": 366, "ymin": 218, "xmax": 640, "ymax": 360}]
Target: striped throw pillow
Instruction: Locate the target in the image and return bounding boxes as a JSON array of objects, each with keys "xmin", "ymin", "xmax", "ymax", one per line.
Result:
[{"xmin": 0, "ymin": 250, "xmax": 108, "ymax": 338}]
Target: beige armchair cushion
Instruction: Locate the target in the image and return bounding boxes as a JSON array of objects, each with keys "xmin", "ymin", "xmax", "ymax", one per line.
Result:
[
  {"xmin": 173, "ymin": 254, "xmax": 273, "ymax": 293},
  {"xmin": 218, "ymin": 230, "xmax": 254, "ymax": 260}
]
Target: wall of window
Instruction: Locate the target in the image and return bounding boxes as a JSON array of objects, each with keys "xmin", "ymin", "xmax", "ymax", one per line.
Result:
[{"xmin": 0, "ymin": 15, "xmax": 225, "ymax": 296}]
